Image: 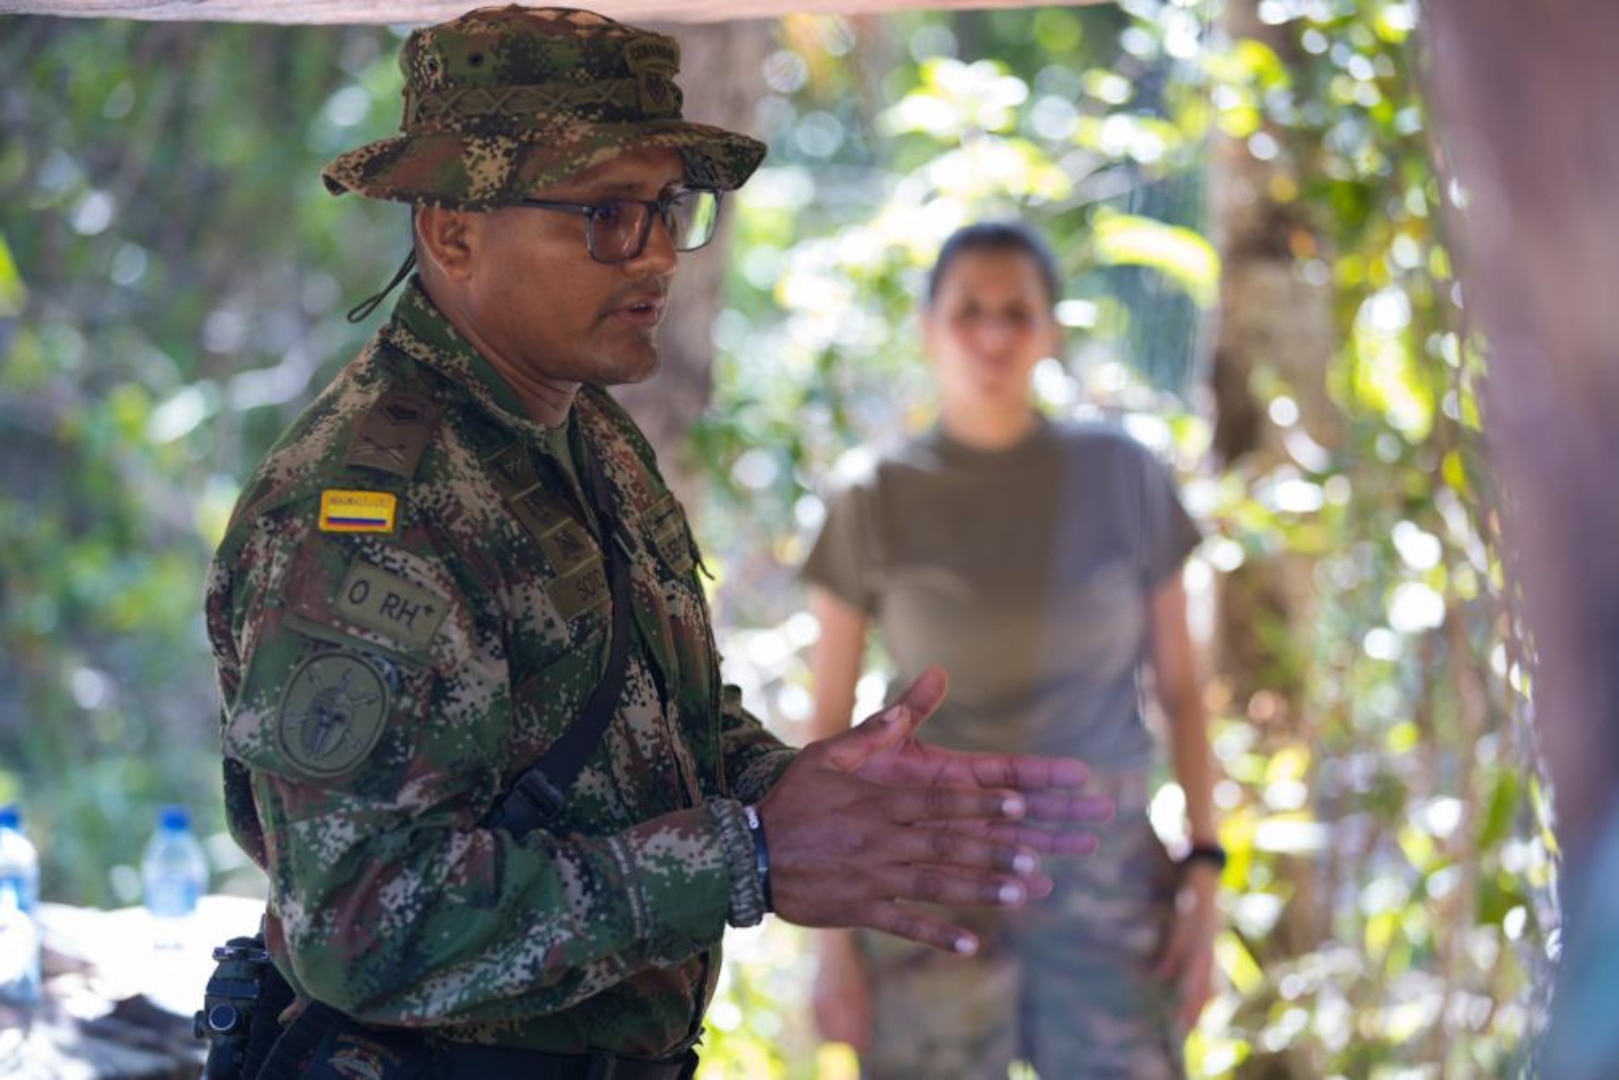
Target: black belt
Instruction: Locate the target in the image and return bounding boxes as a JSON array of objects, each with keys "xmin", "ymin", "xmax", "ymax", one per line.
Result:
[{"xmin": 430, "ymin": 1040, "xmax": 699, "ymax": 1080}]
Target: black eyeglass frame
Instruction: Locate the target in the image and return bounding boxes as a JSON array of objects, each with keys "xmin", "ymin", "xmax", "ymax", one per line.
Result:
[{"xmin": 516, "ymin": 188, "xmax": 724, "ymax": 265}]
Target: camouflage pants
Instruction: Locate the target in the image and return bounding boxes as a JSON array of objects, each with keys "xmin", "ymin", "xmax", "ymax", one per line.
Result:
[{"xmin": 857, "ymin": 777, "xmax": 1182, "ymax": 1080}]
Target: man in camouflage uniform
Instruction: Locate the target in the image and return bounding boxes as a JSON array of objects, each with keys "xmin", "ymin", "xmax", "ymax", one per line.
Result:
[{"xmin": 207, "ymin": 7, "xmax": 1113, "ymax": 1078}]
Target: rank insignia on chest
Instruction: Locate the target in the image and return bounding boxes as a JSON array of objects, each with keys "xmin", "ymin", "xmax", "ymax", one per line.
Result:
[
  {"xmin": 647, "ymin": 495, "xmax": 694, "ymax": 574},
  {"xmin": 550, "ymin": 557, "xmax": 610, "ymax": 622},
  {"xmin": 343, "ymin": 390, "xmax": 440, "ymax": 478},
  {"xmin": 319, "ymin": 489, "xmax": 398, "ymax": 533}
]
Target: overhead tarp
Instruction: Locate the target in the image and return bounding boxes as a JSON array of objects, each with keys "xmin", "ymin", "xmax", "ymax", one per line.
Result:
[{"xmin": 0, "ymin": 0, "xmax": 1104, "ymax": 23}]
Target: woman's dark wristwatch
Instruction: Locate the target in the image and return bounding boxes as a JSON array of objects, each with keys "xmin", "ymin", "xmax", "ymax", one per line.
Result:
[{"xmin": 1179, "ymin": 841, "xmax": 1227, "ymax": 874}]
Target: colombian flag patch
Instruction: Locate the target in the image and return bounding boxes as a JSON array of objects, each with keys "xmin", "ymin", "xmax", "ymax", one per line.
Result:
[{"xmin": 318, "ymin": 489, "xmax": 398, "ymax": 534}]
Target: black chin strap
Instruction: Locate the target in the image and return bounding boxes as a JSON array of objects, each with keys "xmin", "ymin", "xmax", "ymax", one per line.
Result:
[{"xmin": 346, "ymin": 250, "xmax": 417, "ymax": 324}]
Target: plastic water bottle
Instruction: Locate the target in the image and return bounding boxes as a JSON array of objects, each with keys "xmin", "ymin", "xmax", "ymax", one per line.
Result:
[
  {"xmin": 0, "ymin": 804, "xmax": 42, "ymax": 1005},
  {"xmin": 141, "ymin": 804, "xmax": 209, "ymax": 952}
]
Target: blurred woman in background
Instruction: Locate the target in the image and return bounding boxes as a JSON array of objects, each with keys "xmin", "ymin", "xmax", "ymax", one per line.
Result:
[{"xmin": 802, "ymin": 221, "xmax": 1221, "ymax": 1079}]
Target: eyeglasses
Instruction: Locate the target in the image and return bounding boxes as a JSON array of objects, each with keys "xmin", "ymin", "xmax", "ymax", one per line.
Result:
[{"xmin": 517, "ymin": 188, "xmax": 723, "ymax": 264}]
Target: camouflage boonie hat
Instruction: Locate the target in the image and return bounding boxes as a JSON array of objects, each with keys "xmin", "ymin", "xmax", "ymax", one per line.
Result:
[{"xmin": 322, "ymin": 5, "xmax": 767, "ymax": 210}]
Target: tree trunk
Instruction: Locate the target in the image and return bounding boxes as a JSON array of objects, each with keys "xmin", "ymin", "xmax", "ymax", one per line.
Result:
[
  {"xmin": 1422, "ymin": 4, "xmax": 1619, "ymax": 1073},
  {"xmin": 615, "ymin": 18, "xmax": 775, "ymax": 514},
  {"xmin": 1423, "ymin": 0, "xmax": 1619, "ymax": 867},
  {"xmin": 1207, "ymin": 2, "xmax": 1337, "ymax": 1075}
]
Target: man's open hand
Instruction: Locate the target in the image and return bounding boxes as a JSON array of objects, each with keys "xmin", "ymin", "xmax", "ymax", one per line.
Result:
[{"xmin": 757, "ymin": 667, "xmax": 1113, "ymax": 953}]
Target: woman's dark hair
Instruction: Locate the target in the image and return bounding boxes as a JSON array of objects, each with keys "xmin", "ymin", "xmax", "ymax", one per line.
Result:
[{"xmin": 925, "ymin": 221, "xmax": 1062, "ymax": 310}]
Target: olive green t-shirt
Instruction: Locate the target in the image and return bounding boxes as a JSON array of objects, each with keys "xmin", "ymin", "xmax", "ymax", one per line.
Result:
[{"xmin": 803, "ymin": 418, "xmax": 1199, "ymax": 769}]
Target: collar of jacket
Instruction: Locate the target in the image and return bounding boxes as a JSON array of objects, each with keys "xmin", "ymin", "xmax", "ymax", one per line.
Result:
[{"xmin": 380, "ymin": 275, "xmax": 573, "ymax": 448}]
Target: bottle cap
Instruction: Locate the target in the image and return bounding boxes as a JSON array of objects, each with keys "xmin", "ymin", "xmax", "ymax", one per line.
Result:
[
  {"xmin": 158, "ymin": 804, "xmax": 191, "ymax": 832},
  {"xmin": 0, "ymin": 805, "xmax": 19, "ymax": 830}
]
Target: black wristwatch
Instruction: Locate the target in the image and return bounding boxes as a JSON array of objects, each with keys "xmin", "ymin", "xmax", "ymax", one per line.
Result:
[{"xmin": 1179, "ymin": 841, "xmax": 1227, "ymax": 874}]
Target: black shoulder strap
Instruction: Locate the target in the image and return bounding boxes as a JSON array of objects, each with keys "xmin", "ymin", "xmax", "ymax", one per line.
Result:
[{"xmin": 483, "ymin": 435, "xmax": 634, "ymax": 835}]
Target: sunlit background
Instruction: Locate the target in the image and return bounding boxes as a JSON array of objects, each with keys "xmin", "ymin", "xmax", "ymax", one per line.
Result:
[{"xmin": 0, "ymin": 1, "xmax": 1554, "ymax": 1076}]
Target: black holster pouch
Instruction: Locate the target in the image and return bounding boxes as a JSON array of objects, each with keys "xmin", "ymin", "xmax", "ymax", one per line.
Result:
[
  {"xmin": 198, "ymin": 937, "xmax": 433, "ymax": 1080},
  {"xmin": 196, "ymin": 933, "xmax": 293, "ymax": 1080},
  {"xmin": 238, "ymin": 950, "xmax": 297, "ymax": 1076}
]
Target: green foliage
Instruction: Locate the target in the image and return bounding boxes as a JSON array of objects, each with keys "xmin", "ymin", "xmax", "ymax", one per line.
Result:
[
  {"xmin": 1187, "ymin": 2, "xmax": 1550, "ymax": 1075},
  {"xmin": 0, "ymin": 18, "xmax": 403, "ymax": 905}
]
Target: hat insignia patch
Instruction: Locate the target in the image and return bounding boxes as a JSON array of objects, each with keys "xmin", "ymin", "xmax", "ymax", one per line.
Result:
[{"xmin": 624, "ymin": 39, "xmax": 680, "ymax": 116}]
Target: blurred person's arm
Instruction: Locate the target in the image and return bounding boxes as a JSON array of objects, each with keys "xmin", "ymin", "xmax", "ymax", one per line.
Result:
[{"xmin": 1147, "ymin": 572, "xmax": 1221, "ymax": 1030}]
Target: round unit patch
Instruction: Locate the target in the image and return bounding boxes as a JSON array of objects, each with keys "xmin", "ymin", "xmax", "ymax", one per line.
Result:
[{"xmin": 276, "ymin": 651, "xmax": 390, "ymax": 778}]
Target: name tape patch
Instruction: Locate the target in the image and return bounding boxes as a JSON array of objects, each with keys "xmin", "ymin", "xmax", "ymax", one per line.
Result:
[
  {"xmin": 551, "ymin": 558, "xmax": 610, "ymax": 622},
  {"xmin": 319, "ymin": 490, "xmax": 398, "ymax": 534},
  {"xmin": 334, "ymin": 561, "xmax": 449, "ymax": 653}
]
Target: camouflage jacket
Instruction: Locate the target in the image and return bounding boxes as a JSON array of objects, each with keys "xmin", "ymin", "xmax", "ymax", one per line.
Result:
[{"xmin": 205, "ymin": 279, "xmax": 794, "ymax": 1056}]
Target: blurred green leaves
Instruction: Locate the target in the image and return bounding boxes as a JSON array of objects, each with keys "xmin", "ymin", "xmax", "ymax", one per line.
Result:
[
  {"xmin": 0, "ymin": 233, "xmax": 25, "ymax": 317},
  {"xmin": 1092, "ymin": 209, "xmax": 1220, "ymax": 306},
  {"xmin": 1, "ymin": 17, "xmax": 401, "ymax": 906}
]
